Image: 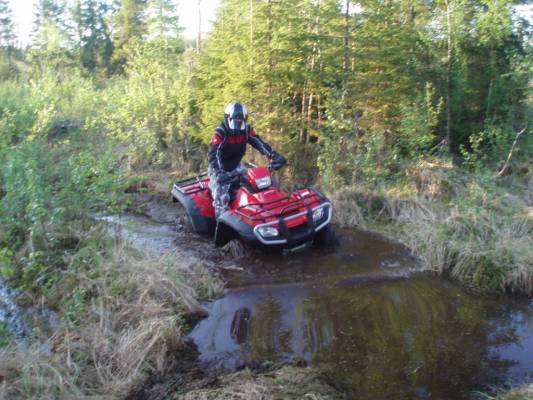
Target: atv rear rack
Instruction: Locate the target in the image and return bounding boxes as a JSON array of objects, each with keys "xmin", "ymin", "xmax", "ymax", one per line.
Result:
[{"xmin": 173, "ymin": 173, "xmax": 209, "ymax": 196}]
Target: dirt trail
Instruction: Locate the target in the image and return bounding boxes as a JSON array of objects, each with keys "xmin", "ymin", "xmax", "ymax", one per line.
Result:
[{"xmin": 111, "ymin": 195, "xmax": 533, "ymax": 400}]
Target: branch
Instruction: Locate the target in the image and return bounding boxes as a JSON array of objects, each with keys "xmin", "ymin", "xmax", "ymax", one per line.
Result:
[{"xmin": 496, "ymin": 128, "xmax": 528, "ymax": 177}]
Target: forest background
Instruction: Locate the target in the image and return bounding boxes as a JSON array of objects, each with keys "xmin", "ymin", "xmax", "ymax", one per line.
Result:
[{"xmin": 0, "ymin": 0, "xmax": 532, "ymax": 398}]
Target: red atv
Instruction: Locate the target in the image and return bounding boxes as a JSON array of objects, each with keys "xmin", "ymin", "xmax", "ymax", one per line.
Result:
[{"xmin": 171, "ymin": 163, "xmax": 335, "ymax": 252}]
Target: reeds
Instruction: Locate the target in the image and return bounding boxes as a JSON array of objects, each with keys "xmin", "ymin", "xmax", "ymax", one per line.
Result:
[
  {"xmin": 330, "ymin": 162, "xmax": 533, "ymax": 295},
  {"xmin": 0, "ymin": 238, "xmax": 223, "ymax": 399}
]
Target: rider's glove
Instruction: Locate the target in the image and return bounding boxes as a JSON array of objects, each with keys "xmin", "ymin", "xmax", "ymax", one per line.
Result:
[{"xmin": 270, "ymin": 151, "xmax": 287, "ymax": 170}]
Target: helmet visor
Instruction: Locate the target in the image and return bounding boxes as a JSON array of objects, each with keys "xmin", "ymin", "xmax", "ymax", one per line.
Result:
[{"xmin": 228, "ymin": 117, "xmax": 245, "ymax": 131}]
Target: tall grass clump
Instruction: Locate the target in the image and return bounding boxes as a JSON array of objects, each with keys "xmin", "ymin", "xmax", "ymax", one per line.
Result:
[
  {"xmin": 476, "ymin": 383, "xmax": 533, "ymax": 400},
  {"xmin": 330, "ymin": 159, "xmax": 533, "ymax": 295},
  {"xmin": 0, "ymin": 236, "xmax": 223, "ymax": 399}
]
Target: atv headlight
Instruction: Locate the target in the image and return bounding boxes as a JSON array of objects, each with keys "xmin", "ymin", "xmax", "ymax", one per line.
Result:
[
  {"xmin": 255, "ymin": 176, "xmax": 271, "ymax": 190},
  {"xmin": 257, "ymin": 226, "xmax": 279, "ymax": 238},
  {"xmin": 312, "ymin": 207, "xmax": 324, "ymax": 222}
]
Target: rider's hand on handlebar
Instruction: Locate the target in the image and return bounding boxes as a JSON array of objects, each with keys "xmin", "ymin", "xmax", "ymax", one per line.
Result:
[{"xmin": 269, "ymin": 152, "xmax": 287, "ymax": 171}]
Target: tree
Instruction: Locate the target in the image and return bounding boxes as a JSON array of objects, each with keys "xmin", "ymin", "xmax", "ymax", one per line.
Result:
[
  {"xmin": 30, "ymin": 0, "xmax": 72, "ymax": 75},
  {"xmin": 0, "ymin": 0, "xmax": 16, "ymax": 80},
  {"xmin": 111, "ymin": 0, "xmax": 148, "ymax": 70},
  {"xmin": 146, "ymin": 0, "xmax": 181, "ymax": 39},
  {"xmin": 71, "ymin": 0, "xmax": 113, "ymax": 73},
  {"xmin": 0, "ymin": 0, "xmax": 16, "ymax": 48},
  {"xmin": 32, "ymin": 0, "xmax": 67, "ymax": 49}
]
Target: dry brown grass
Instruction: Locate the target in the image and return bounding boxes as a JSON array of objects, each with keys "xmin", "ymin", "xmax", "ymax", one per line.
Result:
[
  {"xmin": 328, "ymin": 186, "xmax": 369, "ymax": 228},
  {"xmin": 0, "ymin": 241, "xmax": 223, "ymax": 399},
  {"xmin": 481, "ymin": 383, "xmax": 533, "ymax": 400},
  {"xmin": 176, "ymin": 366, "xmax": 343, "ymax": 400},
  {"xmin": 329, "ymin": 163, "xmax": 533, "ymax": 295},
  {"xmin": 406, "ymin": 159, "xmax": 456, "ymax": 199}
]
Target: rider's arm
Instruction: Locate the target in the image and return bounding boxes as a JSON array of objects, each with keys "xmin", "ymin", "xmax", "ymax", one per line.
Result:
[
  {"xmin": 247, "ymin": 128, "xmax": 275, "ymax": 158},
  {"xmin": 208, "ymin": 131, "xmax": 225, "ymax": 174}
]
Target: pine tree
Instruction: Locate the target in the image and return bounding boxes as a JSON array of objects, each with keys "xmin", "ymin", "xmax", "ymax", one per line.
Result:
[
  {"xmin": 0, "ymin": 0, "xmax": 17, "ymax": 80},
  {"xmin": 0, "ymin": 0, "xmax": 16, "ymax": 48},
  {"xmin": 146, "ymin": 0, "xmax": 181, "ymax": 39},
  {"xmin": 72, "ymin": 0, "xmax": 113, "ymax": 72},
  {"xmin": 32, "ymin": 0, "xmax": 67, "ymax": 49},
  {"xmin": 194, "ymin": 0, "xmax": 531, "ymax": 181},
  {"xmin": 111, "ymin": 0, "xmax": 148, "ymax": 70}
]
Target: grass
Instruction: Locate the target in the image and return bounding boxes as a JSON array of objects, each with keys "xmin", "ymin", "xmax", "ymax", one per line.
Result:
[
  {"xmin": 330, "ymin": 159, "xmax": 533, "ymax": 295},
  {"xmin": 0, "ymin": 233, "xmax": 223, "ymax": 399},
  {"xmin": 175, "ymin": 365, "xmax": 343, "ymax": 400},
  {"xmin": 477, "ymin": 383, "xmax": 533, "ymax": 400}
]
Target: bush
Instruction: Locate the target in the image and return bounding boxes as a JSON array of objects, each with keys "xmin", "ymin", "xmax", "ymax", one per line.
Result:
[{"xmin": 104, "ymin": 43, "xmax": 205, "ymax": 172}]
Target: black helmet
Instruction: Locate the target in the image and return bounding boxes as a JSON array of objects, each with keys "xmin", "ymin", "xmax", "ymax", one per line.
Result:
[{"xmin": 224, "ymin": 101, "xmax": 248, "ymax": 134}]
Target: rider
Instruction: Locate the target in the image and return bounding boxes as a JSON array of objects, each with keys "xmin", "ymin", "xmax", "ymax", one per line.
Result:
[{"xmin": 208, "ymin": 101, "xmax": 286, "ymax": 217}]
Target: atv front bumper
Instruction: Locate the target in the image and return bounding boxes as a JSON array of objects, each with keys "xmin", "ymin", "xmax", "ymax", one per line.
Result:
[
  {"xmin": 216, "ymin": 201, "xmax": 332, "ymax": 249},
  {"xmin": 251, "ymin": 202, "xmax": 332, "ymax": 246},
  {"xmin": 233, "ymin": 202, "xmax": 332, "ymax": 247}
]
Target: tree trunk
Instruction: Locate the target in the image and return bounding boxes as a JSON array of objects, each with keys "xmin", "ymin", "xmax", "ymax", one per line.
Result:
[
  {"xmin": 249, "ymin": 0, "xmax": 254, "ymax": 99},
  {"xmin": 196, "ymin": 0, "xmax": 202, "ymax": 53},
  {"xmin": 444, "ymin": 0, "xmax": 453, "ymax": 152},
  {"xmin": 300, "ymin": 91, "xmax": 308, "ymax": 144},
  {"xmin": 343, "ymin": 0, "xmax": 350, "ymax": 75}
]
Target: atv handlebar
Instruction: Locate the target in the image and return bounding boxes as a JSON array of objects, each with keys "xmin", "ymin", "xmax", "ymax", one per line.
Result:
[
  {"xmin": 268, "ymin": 162, "xmax": 285, "ymax": 171},
  {"xmin": 269, "ymin": 160, "xmax": 287, "ymax": 171}
]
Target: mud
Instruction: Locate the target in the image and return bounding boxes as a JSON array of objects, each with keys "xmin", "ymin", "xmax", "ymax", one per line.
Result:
[{"xmin": 93, "ymin": 195, "xmax": 533, "ymax": 399}]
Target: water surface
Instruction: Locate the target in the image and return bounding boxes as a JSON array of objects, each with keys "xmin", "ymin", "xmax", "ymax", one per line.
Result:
[{"xmin": 190, "ymin": 229, "xmax": 533, "ymax": 399}]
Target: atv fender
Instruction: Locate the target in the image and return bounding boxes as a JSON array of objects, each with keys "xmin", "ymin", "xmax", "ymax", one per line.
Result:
[
  {"xmin": 172, "ymin": 188, "xmax": 215, "ymax": 235},
  {"xmin": 214, "ymin": 222, "xmax": 238, "ymax": 246},
  {"xmin": 215, "ymin": 211, "xmax": 256, "ymax": 245}
]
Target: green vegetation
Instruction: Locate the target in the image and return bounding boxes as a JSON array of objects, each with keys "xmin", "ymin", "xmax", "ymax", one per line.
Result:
[
  {"xmin": 0, "ymin": 0, "xmax": 531, "ymax": 397},
  {"xmin": 331, "ymin": 159, "xmax": 533, "ymax": 295},
  {"xmin": 0, "ymin": 240, "xmax": 222, "ymax": 398}
]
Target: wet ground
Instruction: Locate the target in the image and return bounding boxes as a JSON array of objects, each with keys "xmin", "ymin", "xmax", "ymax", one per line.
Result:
[
  {"xmin": 187, "ymin": 225, "xmax": 533, "ymax": 399},
  {"xmin": 99, "ymin": 196, "xmax": 533, "ymax": 399},
  {"xmin": 0, "ymin": 277, "xmax": 33, "ymax": 341},
  {"xmin": 4, "ymin": 195, "xmax": 533, "ymax": 399}
]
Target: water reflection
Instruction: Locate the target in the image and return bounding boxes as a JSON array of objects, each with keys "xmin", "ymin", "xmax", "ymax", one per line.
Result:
[{"xmin": 191, "ymin": 276, "xmax": 533, "ymax": 399}]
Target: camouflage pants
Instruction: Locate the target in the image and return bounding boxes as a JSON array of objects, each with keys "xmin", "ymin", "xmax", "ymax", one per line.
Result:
[{"xmin": 208, "ymin": 165, "xmax": 246, "ymax": 218}]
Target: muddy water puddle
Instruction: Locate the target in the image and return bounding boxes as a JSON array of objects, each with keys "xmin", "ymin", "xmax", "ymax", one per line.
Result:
[
  {"xmin": 93, "ymin": 199, "xmax": 533, "ymax": 399},
  {"xmin": 190, "ymin": 229, "xmax": 533, "ymax": 399}
]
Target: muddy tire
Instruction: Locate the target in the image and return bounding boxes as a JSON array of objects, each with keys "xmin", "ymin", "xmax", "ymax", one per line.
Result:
[
  {"xmin": 313, "ymin": 225, "xmax": 339, "ymax": 249},
  {"xmin": 175, "ymin": 213, "xmax": 193, "ymax": 233},
  {"xmin": 221, "ymin": 238, "xmax": 250, "ymax": 258}
]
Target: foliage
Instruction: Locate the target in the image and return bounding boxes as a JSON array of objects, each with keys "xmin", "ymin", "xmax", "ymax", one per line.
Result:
[
  {"xmin": 331, "ymin": 162, "xmax": 533, "ymax": 295},
  {"xmin": 71, "ymin": 0, "xmax": 114, "ymax": 73},
  {"xmin": 0, "ymin": 2, "xmax": 530, "ymax": 398},
  {"xmin": 0, "ymin": 74, "xmax": 130, "ymax": 296},
  {"xmin": 0, "ymin": 321, "xmax": 10, "ymax": 347},
  {"xmin": 0, "ymin": 0, "xmax": 16, "ymax": 47},
  {"xmin": 104, "ymin": 42, "xmax": 203, "ymax": 171},
  {"xmin": 0, "ymin": 239, "xmax": 223, "ymax": 399}
]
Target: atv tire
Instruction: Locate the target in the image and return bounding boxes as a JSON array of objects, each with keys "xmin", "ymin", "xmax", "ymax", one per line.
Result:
[
  {"xmin": 221, "ymin": 238, "xmax": 250, "ymax": 258},
  {"xmin": 313, "ymin": 225, "xmax": 339, "ymax": 249}
]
